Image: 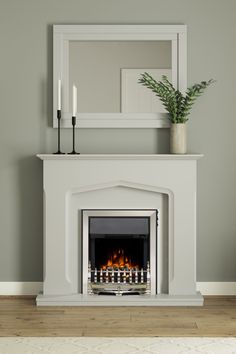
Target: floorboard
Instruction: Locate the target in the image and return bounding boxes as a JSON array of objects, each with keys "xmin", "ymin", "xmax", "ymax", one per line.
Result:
[{"xmin": 0, "ymin": 296, "xmax": 235, "ymax": 337}]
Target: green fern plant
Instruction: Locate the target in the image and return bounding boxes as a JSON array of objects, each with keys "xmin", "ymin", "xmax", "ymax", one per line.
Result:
[{"xmin": 139, "ymin": 74, "xmax": 215, "ymax": 123}]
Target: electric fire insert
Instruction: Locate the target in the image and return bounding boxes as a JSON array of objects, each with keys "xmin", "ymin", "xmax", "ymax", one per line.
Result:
[{"xmin": 82, "ymin": 210, "xmax": 157, "ymax": 296}]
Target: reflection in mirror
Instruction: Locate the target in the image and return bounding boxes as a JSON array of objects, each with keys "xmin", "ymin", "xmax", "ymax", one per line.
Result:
[{"xmin": 69, "ymin": 41, "xmax": 172, "ymax": 113}]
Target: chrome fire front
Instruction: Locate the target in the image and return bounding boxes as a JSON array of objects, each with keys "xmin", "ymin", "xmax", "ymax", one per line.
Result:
[{"xmin": 82, "ymin": 210, "xmax": 157, "ymax": 296}]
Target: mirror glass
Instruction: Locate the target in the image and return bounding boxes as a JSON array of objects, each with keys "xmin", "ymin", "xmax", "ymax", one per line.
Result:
[{"xmin": 69, "ymin": 40, "xmax": 172, "ymax": 113}]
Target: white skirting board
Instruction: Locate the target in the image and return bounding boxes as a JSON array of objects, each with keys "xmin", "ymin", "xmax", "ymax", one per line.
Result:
[
  {"xmin": 0, "ymin": 282, "xmax": 236, "ymax": 296},
  {"xmin": 0, "ymin": 282, "xmax": 43, "ymax": 296}
]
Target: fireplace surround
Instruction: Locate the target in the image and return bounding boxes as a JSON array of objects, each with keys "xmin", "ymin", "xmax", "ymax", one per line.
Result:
[{"xmin": 36, "ymin": 154, "xmax": 203, "ymax": 306}]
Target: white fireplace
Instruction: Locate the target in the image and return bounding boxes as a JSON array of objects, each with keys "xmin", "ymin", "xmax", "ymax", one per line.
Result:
[{"xmin": 36, "ymin": 154, "xmax": 203, "ymax": 306}]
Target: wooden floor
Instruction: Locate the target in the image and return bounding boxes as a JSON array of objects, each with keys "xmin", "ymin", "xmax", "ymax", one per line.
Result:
[{"xmin": 0, "ymin": 296, "xmax": 236, "ymax": 337}]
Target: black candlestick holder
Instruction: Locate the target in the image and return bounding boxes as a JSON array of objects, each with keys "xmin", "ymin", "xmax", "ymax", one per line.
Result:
[
  {"xmin": 54, "ymin": 110, "xmax": 65, "ymax": 154},
  {"xmin": 68, "ymin": 116, "xmax": 80, "ymax": 154}
]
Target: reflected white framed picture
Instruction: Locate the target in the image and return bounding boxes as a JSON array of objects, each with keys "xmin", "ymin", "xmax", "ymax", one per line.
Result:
[{"xmin": 121, "ymin": 68, "xmax": 172, "ymax": 113}]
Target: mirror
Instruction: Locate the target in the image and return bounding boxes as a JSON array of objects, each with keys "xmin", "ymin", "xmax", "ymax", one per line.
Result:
[
  {"xmin": 69, "ymin": 40, "xmax": 172, "ymax": 113},
  {"xmin": 53, "ymin": 25, "xmax": 187, "ymax": 128}
]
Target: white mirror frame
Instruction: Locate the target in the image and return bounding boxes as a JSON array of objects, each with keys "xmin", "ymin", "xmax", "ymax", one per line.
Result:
[{"xmin": 53, "ymin": 25, "xmax": 187, "ymax": 128}]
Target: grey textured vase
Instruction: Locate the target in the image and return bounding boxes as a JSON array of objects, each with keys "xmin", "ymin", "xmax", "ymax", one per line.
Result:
[{"xmin": 170, "ymin": 123, "xmax": 187, "ymax": 154}]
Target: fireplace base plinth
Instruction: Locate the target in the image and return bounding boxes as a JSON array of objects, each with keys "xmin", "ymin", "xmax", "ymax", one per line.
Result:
[{"xmin": 36, "ymin": 292, "xmax": 203, "ymax": 306}]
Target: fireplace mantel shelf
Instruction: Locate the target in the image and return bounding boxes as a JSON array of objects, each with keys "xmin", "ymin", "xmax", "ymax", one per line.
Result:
[{"xmin": 37, "ymin": 154, "xmax": 203, "ymax": 161}]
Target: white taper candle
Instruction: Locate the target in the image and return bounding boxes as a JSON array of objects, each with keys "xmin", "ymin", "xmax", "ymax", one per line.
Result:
[
  {"xmin": 58, "ymin": 79, "xmax": 61, "ymax": 110},
  {"xmin": 72, "ymin": 85, "xmax": 77, "ymax": 116}
]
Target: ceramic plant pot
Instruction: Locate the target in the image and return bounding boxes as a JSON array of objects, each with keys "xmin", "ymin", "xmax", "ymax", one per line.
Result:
[{"xmin": 170, "ymin": 123, "xmax": 187, "ymax": 154}]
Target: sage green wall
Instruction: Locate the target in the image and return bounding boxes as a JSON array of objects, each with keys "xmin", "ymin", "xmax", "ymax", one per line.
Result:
[{"xmin": 0, "ymin": 0, "xmax": 235, "ymax": 281}]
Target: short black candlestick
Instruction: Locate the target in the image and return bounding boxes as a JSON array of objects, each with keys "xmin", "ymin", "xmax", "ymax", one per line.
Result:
[
  {"xmin": 54, "ymin": 110, "xmax": 65, "ymax": 154},
  {"xmin": 68, "ymin": 116, "xmax": 80, "ymax": 154}
]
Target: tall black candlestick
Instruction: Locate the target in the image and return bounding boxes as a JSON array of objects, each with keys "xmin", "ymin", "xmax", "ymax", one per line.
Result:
[
  {"xmin": 68, "ymin": 116, "xmax": 80, "ymax": 154},
  {"xmin": 54, "ymin": 110, "xmax": 65, "ymax": 154}
]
